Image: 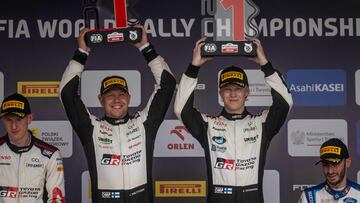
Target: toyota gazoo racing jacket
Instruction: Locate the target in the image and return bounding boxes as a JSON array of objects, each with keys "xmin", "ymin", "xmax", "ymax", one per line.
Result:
[
  {"xmin": 174, "ymin": 62, "xmax": 293, "ymax": 203},
  {"xmin": 59, "ymin": 44, "xmax": 176, "ymax": 203},
  {"xmin": 298, "ymin": 181, "xmax": 360, "ymax": 203},
  {"xmin": 0, "ymin": 132, "xmax": 65, "ymax": 203}
]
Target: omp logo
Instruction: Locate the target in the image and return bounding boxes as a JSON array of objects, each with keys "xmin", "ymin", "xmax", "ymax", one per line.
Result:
[
  {"xmin": 2, "ymin": 100, "xmax": 24, "ymax": 110},
  {"xmin": 287, "ymin": 69, "xmax": 346, "ymax": 106},
  {"xmin": 170, "ymin": 126, "xmax": 189, "ymax": 141},
  {"xmin": 214, "ymin": 158, "xmax": 235, "ymax": 170},
  {"xmin": 101, "ymin": 154, "xmax": 121, "ymax": 165},
  {"xmin": 0, "ymin": 186, "xmax": 18, "ymax": 198},
  {"xmin": 155, "ymin": 181, "xmax": 206, "ymax": 197},
  {"xmin": 18, "ymin": 81, "xmax": 59, "ymax": 97},
  {"xmin": 356, "ymin": 70, "xmax": 360, "ymax": 106}
]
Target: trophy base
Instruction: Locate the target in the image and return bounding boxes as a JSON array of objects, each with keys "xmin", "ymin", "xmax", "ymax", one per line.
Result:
[
  {"xmin": 201, "ymin": 40, "xmax": 257, "ymax": 57},
  {"xmin": 85, "ymin": 27, "xmax": 142, "ymax": 46}
]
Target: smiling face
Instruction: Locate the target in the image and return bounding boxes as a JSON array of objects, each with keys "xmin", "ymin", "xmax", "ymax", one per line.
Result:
[
  {"xmin": 98, "ymin": 89, "xmax": 131, "ymax": 119},
  {"xmin": 2, "ymin": 113, "xmax": 32, "ymax": 146},
  {"xmin": 219, "ymin": 84, "xmax": 249, "ymax": 114},
  {"xmin": 322, "ymin": 158, "xmax": 351, "ymax": 189}
]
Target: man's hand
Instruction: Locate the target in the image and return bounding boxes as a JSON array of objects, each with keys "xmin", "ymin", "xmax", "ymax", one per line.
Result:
[
  {"xmin": 132, "ymin": 24, "xmax": 148, "ymax": 48},
  {"xmin": 192, "ymin": 37, "xmax": 213, "ymax": 66},
  {"xmin": 247, "ymin": 39, "xmax": 268, "ymax": 66},
  {"xmin": 78, "ymin": 28, "xmax": 91, "ymax": 53}
]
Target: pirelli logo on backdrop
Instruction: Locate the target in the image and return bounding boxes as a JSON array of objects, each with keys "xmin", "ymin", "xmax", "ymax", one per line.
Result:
[
  {"xmin": 155, "ymin": 181, "xmax": 206, "ymax": 197},
  {"xmin": 17, "ymin": 81, "xmax": 59, "ymax": 97},
  {"xmin": 320, "ymin": 146, "xmax": 341, "ymax": 156}
]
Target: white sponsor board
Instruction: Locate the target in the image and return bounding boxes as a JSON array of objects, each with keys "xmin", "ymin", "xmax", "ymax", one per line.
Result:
[
  {"xmin": 154, "ymin": 120, "xmax": 204, "ymax": 157},
  {"xmin": 29, "ymin": 121, "xmax": 73, "ymax": 158},
  {"xmin": 82, "ymin": 171, "xmax": 91, "ymax": 203},
  {"xmin": 356, "ymin": 70, "xmax": 360, "ymax": 106},
  {"xmin": 263, "ymin": 170, "xmax": 280, "ymax": 203},
  {"xmin": 288, "ymin": 119, "xmax": 348, "ymax": 157},
  {"xmin": 0, "ymin": 72, "xmax": 3, "ymax": 103},
  {"xmin": 81, "ymin": 70, "xmax": 141, "ymax": 107},
  {"xmin": 218, "ymin": 70, "xmax": 272, "ymax": 107}
]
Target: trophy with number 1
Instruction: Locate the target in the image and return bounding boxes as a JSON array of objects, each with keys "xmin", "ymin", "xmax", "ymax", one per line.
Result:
[
  {"xmin": 201, "ymin": 0, "xmax": 260, "ymax": 56},
  {"xmin": 83, "ymin": 0, "xmax": 142, "ymax": 46}
]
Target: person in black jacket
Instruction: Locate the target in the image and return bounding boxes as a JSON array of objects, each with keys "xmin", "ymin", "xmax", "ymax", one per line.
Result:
[
  {"xmin": 174, "ymin": 38, "xmax": 293, "ymax": 203},
  {"xmin": 60, "ymin": 25, "xmax": 176, "ymax": 203}
]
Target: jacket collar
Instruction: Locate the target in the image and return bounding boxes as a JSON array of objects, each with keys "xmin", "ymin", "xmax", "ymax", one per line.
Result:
[
  {"xmin": 6, "ymin": 130, "xmax": 34, "ymax": 154},
  {"xmin": 103, "ymin": 114, "xmax": 130, "ymax": 125},
  {"xmin": 220, "ymin": 108, "xmax": 249, "ymax": 120}
]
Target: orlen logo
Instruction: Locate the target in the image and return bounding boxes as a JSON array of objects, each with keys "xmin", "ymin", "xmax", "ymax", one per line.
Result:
[
  {"xmin": 18, "ymin": 81, "xmax": 59, "ymax": 97},
  {"xmin": 214, "ymin": 158, "xmax": 235, "ymax": 170},
  {"xmin": 170, "ymin": 126, "xmax": 189, "ymax": 141},
  {"xmin": 287, "ymin": 69, "xmax": 346, "ymax": 106},
  {"xmin": 101, "ymin": 154, "xmax": 121, "ymax": 165},
  {"xmin": 0, "ymin": 186, "xmax": 18, "ymax": 198},
  {"xmin": 168, "ymin": 126, "xmax": 194, "ymax": 150}
]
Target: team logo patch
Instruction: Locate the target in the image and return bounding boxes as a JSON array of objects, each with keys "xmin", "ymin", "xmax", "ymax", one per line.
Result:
[{"xmin": 212, "ymin": 136, "xmax": 226, "ymax": 145}]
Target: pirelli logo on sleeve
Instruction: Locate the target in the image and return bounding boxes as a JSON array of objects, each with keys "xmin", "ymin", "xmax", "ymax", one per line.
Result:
[
  {"xmin": 320, "ymin": 146, "xmax": 341, "ymax": 156},
  {"xmin": 221, "ymin": 71, "xmax": 243, "ymax": 82},
  {"xmin": 17, "ymin": 81, "xmax": 59, "ymax": 97},
  {"xmin": 2, "ymin": 100, "xmax": 24, "ymax": 110},
  {"xmin": 155, "ymin": 181, "xmax": 206, "ymax": 197},
  {"xmin": 103, "ymin": 78, "xmax": 126, "ymax": 88}
]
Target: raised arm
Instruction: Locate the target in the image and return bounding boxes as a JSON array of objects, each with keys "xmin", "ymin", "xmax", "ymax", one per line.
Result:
[
  {"xmin": 174, "ymin": 38, "xmax": 212, "ymax": 145},
  {"xmin": 59, "ymin": 28, "xmax": 93, "ymax": 145},
  {"xmin": 250, "ymin": 39, "xmax": 293, "ymax": 140}
]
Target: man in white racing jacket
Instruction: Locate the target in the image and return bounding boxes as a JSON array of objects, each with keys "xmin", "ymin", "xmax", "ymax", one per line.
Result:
[
  {"xmin": 59, "ymin": 25, "xmax": 176, "ymax": 203},
  {"xmin": 174, "ymin": 38, "xmax": 293, "ymax": 203},
  {"xmin": 298, "ymin": 138, "xmax": 360, "ymax": 203},
  {"xmin": 0, "ymin": 93, "xmax": 65, "ymax": 203}
]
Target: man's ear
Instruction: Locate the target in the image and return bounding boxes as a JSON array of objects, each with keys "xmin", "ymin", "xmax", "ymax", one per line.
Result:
[
  {"xmin": 345, "ymin": 158, "xmax": 351, "ymax": 168},
  {"xmin": 27, "ymin": 113, "xmax": 34, "ymax": 125},
  {"xmin": 98, "ymin": 94, "xmax": 103, "ymax": 106}
]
